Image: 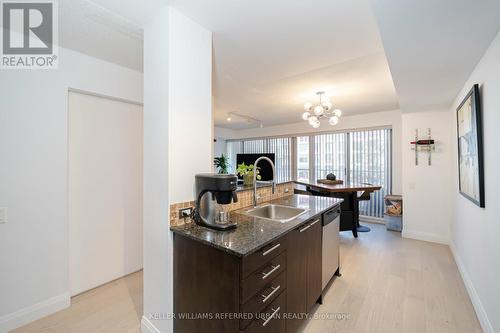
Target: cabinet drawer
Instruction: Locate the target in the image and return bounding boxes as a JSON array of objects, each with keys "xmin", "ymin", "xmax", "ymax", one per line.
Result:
[
  {"xmin": 241, "ymin": 252, "xmax": 286, "ymax": 303},
  {"xmin": 240, "ymin": 271, "xmax": 286, "ymax": 330},
  {"xmin": 242, "ymin": 238, "xmax": 286, "ymax": 279},
  {"xmin": 243, "ymin": 290, "xmax": 286, "ymax": 333}
]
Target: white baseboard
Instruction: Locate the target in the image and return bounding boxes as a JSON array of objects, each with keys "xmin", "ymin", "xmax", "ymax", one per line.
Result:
[
  {"xmin": 402, "ymin": 230, "xmax": 449, "ymax": 245},
  {"xmin": 141, "ymin": 316, "xmax": 162, "ymax": 333},
  {"xmin": 0, "ymin": 292, "xmax": 70, "ymax": 333},
  {"xmin": 359, "ymin": 215, "xmax": 385, "ymax": 225},
  {"xmin": 450, "ymin": 241, "xmax": 494, "ymax": 333}
]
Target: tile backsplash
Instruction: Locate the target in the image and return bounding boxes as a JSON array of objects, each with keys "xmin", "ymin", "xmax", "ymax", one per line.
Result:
[{"xmin": 169, "ymin": 182, "xmax": 295, "ymax": 226}]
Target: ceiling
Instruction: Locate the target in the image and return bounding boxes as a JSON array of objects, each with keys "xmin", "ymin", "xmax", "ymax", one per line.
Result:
[
  {"xmin": 58, "ymin": 0, "xmax": 159, "ymax": 71},
  {"xmin": 169, "ymin": 0, "xmax": 398, "ymax": 129},
  {"xmin": 59, "ymin": 0, "xmax": 500, "ymax": 127},
  {"xmin": 370, "ymin": 0, "xmax": 500, "ymax": 113},
  {"xmin": 212, "ymin": 52, "xmax": 398, "ymax": 129}
]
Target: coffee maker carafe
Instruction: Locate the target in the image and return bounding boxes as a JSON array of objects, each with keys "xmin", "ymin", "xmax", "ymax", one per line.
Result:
[{"xmin": 193, "ymin": 173, "xmax": 238, "ymax": 230}]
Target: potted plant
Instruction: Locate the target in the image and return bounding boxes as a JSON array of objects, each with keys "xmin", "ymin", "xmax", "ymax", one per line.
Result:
[
  {"xmin": 213, "ymin": 154, "xmax": 230, "ymax": 174},
  {"xmin": 236, "ymin": 162, "xmax": 261, "ymax": 186}
]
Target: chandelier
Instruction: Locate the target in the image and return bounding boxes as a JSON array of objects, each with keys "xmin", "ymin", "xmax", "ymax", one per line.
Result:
[{"xmin": 302, "ymin": 91, "xmax": 342, "ymax": 128}]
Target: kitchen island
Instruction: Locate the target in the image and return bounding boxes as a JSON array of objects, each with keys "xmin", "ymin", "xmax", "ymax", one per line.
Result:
[{"xmin": 170, "ymin": 194, "xmax": 342, "ymax": 333}]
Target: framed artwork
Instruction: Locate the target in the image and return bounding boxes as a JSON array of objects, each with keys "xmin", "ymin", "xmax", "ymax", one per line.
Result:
[{"xmin": 456, "ymin": 84, "xmax": 485, "ymax": 207}]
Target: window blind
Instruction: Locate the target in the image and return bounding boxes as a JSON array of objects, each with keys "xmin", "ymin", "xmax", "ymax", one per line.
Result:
[
  {"xmin": 243, "ymin": 139, "xmax": 266, "ymax": 153},
  {"xmin": 227, "ymin": 137, "xmax": 293, "ymax": 183},
  {"xmin": 314, "ymin": 132, "xmax": 347, "ymax": 180},
  {"xmin": 227, "ymin": 141, "xmax": 243, "ymax": 174},
  {"xmin": 349, "ymin": 129, "xmax": 392, "ymax": 218},
  {"xmin": 268, "ymin": 137, "xmax": 292, "ymax": 183},
  {"xmin": 296, "ymin": 136, "xmax": 310, "ymax": 182},
  {"xmin": 226, "ymin": 127, "xmax": 392, "ymax": 219}
]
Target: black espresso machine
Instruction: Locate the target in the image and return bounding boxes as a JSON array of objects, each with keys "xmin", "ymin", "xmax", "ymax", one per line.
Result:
[{"xmin": 193, "ymin": 173, "xmax": 239, "ymax": 230}]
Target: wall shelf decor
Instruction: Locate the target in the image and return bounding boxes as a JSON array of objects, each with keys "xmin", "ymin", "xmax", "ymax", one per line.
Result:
[{"xmin": 411, "ymin": 128, "xmax": 435, "ymax": 165}]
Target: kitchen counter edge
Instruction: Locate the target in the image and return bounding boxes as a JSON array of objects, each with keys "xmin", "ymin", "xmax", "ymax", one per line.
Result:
[{"xmin": 170, "ymin": 194, "xmax": 343, "ymax": 258}]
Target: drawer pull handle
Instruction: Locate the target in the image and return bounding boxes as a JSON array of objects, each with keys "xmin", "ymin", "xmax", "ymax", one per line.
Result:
[
  {"xmin": 299, "ymin": 219, "xmax": 320, "ymax": 232},
  {"xmin": 299, "ymin": 224, "xmax": 311, "ymax": 233},
  {"xmin": 261, "ymin": 285, "xmax": 281, "ymax": 303},
  {"xmin": 262, "ymin": 243, "xmax": 281, "ymax": 256},
  {"xmin": 262, "ymin": 307, "xmax": 281, "ymax": 327},
  {"xmin": 261, "ymin": 264, "xmax": 280, "ymax": 280}
]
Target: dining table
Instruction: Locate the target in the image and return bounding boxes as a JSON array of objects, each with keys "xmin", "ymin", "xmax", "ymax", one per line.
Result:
[{"xmin": 294, "ymin": 180, "xmax": 382, "ymax": 237}]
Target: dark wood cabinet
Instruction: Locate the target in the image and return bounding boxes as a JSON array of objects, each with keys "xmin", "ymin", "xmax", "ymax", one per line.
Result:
[
  {"xmin": 285, "ymin": 227, "xmax": 307, "ymax": 333},
  {"xmin": 305, "ymin": 218, "xmax": 322, "ymax": 311},
  {"xmin": 174, "ymin": 232, "xmax": 288, "ymax": 333},
  {"xmin": 173, "ymin": 215, "xmax": 326, "ymax": 333},
  {"xmin": 244, "ymin": 291, "xmax": 286, "ymax": 333},
  {"xmin": 285, "ymin": 218, "xmax": 322, "ymax": 333},
  {"xmin": 241, "ymin": 251, "xmax": 286, "ymax": 304},
  {"xmin": 173, "ymin": 234, "xmax": 240, "ymax": 333}
]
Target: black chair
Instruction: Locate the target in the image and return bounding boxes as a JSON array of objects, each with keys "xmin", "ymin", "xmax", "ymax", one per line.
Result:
[{"xmin": 304, "ymin": 186, "xmax": 358, "ymax": 238}]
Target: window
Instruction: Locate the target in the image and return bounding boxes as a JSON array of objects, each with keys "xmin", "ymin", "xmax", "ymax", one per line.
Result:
[
  {"xmin": 314, "ymin": 133, "xmax": 347, "ymax": 181},
  {"xmin": 227, "ymin": 141, "xmax": 242, "ymax": 174},
  {"xmin": 226, "ymin": 137, "xmax": 293, "ymax": 183},
  {"xmin": 227, "ymin": 128, "xmax": 392, "ymax": 219},
  {"xmin": 296, "ymin": 128, "xmax": 392, "ymax": 218},
  {"xmin": 268, "ymin": 137, "xmax": 292, "ymax": 183},
  {"xmin": 296, "ymin": 136, "xmax": 310, "ymax": 182},
  {"xmin": 350, "ymin": 129, "xmax": 392, "ymax": 218},
  {"xmin": 243, "ymin": 139, "xmax": 265, "ymax": 153}
]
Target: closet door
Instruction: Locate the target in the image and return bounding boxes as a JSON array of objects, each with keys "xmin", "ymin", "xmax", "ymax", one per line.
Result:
[{"xmin": 69, "ymin": 91, "xmax": 143, "ymax": 296}]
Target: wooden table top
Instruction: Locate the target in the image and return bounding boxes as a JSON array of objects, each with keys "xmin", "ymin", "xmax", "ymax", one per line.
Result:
[{"xmin": 294, "ymin": 180, "xmax": 382, "ymax": 193}]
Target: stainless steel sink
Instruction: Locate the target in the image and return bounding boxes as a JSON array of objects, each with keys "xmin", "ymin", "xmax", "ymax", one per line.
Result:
[{"xmin": 243, "ymin": 204, "xmax": 308, "ymax": 222}]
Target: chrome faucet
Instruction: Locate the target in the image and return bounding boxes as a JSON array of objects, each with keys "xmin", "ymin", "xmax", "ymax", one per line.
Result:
[{"xmin": 253, "ymin": 156, "xmax": 276, "ymax": 207}]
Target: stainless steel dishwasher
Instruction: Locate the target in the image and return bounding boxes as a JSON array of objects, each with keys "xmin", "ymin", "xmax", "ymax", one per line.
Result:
[{"xmin": 322, "ymin": 207, "xmax": 340, "ymax": 291}]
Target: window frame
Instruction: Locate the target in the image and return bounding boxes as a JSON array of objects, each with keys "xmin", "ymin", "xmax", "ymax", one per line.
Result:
[{"xmin": 225, "ymin": 125, "xmax": 393, "ymax": 197}]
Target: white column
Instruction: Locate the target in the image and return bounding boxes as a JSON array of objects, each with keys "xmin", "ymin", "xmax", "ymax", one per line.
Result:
[
  {"xmin": 143, "ymin": 5, "xmax": 172, "ymax": 333},
  {"xmin": 167, "ymin": 8, "xmax": 213, "ymax": 204},
  {"xmin": 142, "ymin": 6, "xmax": 212, "ymax": 333}
]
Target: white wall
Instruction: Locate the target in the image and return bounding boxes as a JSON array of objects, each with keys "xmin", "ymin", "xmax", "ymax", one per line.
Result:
[
  {"xmin": 68, "ymin": 92, "xmax": 143, "ymax": 296},
  {"xmin": 401, "ymin": 110, "xmax": 453, "ymax": 244},
  {"xmin": 142, "ymin": 6, "xmax": 212, "ymax": 333},
  {"xmin": 449, "ymin": 31, "xmax": 500, "ymax": 333},
  {"xmin": 142, "ymin": 7, "xmax": 171, "ymax": 333},
  {"xmin": 0, "ymin": 46, "xmax": 142, "ymax": 332},
  {"xmin": 216, "ymin": 110, "xmax": 403, "ymax": 194},
  {"xmin": 214, "ymin": 137, "xmax": 227, "ymax": 157},
  {"xmin": 214, "ymin": 126, "xmax": 236, "ymax": 140},
  {"xmin": 168, "ymin": 9, "xmax": 212, "ymax": 204}
]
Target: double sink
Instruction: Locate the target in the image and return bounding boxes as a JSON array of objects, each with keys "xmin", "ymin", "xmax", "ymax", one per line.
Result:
[{"xmin": 243, "ymin": 204, "xmax": 308, "ymax": 223}]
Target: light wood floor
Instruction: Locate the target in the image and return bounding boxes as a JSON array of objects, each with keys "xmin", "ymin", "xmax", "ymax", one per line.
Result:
[
  {"xmin": 12, "ymin": 224, "xmax": 481, "ymax": 333},
  {"xmin": 304, "ymin": 224, "xmax": 481, "ymax": 333},
  {"xmin": 11, "ymin": 271, "xmax": 143, "ymax": 333}
]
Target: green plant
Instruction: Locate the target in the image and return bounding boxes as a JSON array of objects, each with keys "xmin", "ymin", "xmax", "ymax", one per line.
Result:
[
  {"xmin": 236, "ymin": 162, "xmax": 261, "ymax": 180},
  {"xmin": 213, "ymin": 154, "xmax": 230, "ymax": 174}
]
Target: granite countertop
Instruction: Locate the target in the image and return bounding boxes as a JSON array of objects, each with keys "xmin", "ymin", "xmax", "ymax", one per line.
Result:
[{"xmin": 170, "ymin": 194, "xmax": 343, "ymax": 257}]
